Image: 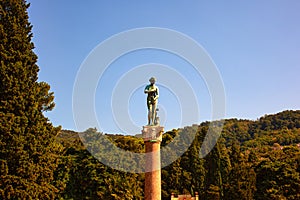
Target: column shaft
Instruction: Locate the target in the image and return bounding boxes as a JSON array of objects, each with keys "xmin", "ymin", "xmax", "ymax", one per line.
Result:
[{"xmin": 145, "ymin": 141, "xmax": 161, "ymax": 200}]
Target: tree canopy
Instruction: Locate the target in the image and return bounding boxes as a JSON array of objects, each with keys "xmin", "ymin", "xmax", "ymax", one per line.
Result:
[
  {"xmin": 0, "ymin": 0, "xmax": 60, "ymax": 199},
  {"xmin": 55, "ymin": 110, "xmax": 300, "ymax": 200}
]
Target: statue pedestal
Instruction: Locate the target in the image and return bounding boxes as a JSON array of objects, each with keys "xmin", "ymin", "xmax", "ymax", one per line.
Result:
[
  {"xmin": 142, "ymin": 126, "xmax": 163, "ymax": 142},
  {"xmin": 142, "ymin": 125, "xmax": 164, "ymax": 200}
]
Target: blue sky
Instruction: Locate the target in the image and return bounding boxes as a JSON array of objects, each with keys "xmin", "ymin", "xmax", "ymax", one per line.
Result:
[{"xmin": 28, "ymin": 0, "xmax": 300, "ymax": 134}]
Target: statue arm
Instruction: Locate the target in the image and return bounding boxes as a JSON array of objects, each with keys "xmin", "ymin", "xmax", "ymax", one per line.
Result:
[
  {"xmin": 154, "ymin": 87, "xmax": 159, "ymax": 100},
  {"xmin": 144, "ymin": 85, "xmax": 156, "ymax": 94},
  {"xmin": 144, "ymin": 85, "xmax": 150, "ymax": 94}
]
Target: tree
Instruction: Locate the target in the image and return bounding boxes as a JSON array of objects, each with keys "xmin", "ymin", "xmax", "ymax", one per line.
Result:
[
  {"xmin": 0, "ymin": 0, "xmax": 60, "ymax": 199},
  {"xmin": 255, "ymin": 147, "xmax": 300, "ymax": 200},
  {"xmin": 203, "ymin": 142, "xmax": 224, "ymax": 199},
  {"xmin": 224, "ymin": 141, "xmax": 256, "ymax": 200}
]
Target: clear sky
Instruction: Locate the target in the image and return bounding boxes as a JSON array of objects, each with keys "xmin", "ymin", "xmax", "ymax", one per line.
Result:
[{"xmin": 27, "ymin": 0, "xmax": 300, "ymax": 134}]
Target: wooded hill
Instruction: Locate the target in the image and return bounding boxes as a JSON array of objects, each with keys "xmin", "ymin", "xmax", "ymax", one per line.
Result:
[
  {"xmin": 1, "ymin": 1, "xmax": 299, "ymax": 199},
  {"xmin": 54, "ymin": 110, "xmax": 300, "ymax": 200}
]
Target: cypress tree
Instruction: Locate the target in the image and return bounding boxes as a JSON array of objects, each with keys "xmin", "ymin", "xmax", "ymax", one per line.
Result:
[
  {"xmin": 0, "ymin": 0, "xmax": 60, "ymax": 199},
  {"xmin": 224, "ymin": 141, "xmax": 256, "ymax": 200}
]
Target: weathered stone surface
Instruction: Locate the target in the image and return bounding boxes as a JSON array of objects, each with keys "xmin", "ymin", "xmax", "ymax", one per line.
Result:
[{"xmin": 142, "ymin": 125, "xmax": 164, "ymax": 142}]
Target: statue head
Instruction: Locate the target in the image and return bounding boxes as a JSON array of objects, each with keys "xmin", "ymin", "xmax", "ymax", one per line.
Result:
[{"xmin": 149, "ymin": 77, "xmax": 156, "ymax": 84}]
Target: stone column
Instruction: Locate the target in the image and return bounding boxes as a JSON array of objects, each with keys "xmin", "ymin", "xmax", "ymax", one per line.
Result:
[
  {"xmin": 171, "ymin": 193, "xmax": 175, "ymax": 200},
  {"xmin": 142, "ymin": 126, "xmax": 164, "ymax": 200},
  {"xmin": 195, "ymin": 192, "xmax": 199, "ymax": 200}
]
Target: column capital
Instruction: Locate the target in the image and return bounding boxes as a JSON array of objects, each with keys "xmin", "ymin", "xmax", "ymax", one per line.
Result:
[{"xmin": 142, "ymin": 125, "xmax": 164, "ymax": 142}]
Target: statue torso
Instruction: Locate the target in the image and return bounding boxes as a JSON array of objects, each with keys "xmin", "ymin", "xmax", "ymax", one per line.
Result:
[{"xmin": 146, "ymin": 84, "xmax": 158, "ymax": 100}]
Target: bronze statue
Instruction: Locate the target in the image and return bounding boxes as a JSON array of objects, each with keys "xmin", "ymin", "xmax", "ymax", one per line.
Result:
[{"xmin": 144, "ymin": 77, "xmax": 159, "ymax": 126}]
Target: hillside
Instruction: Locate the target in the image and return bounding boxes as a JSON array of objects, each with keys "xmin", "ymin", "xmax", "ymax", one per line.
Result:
[{"xmin": 54, "ymin": 110, "xmax": 300, "ymax": 200}]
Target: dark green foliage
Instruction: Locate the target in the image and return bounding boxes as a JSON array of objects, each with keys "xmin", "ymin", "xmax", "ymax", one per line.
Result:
[
  {"xmin": 55, "ymin": 129, "xmax": 144, "ymax": 200},
  {"xmin": 224, "ymin": 141, "xmax": 256, "ymax": 200},
  {"xmin": 255, "ymin": 146, "xmax": 300, "ymax": 200},
  {"xmin": 0, "ymin": 0, "xmax": 60, "ymax": 199},
  {"xmin": 258, "ymin": 110, "xmax": 300, "ymax": 131},
  {"xmin": 53, "ymin": 110, "xmax": 300, "ymax": 200},
  {"xmin": 2, "ymin": 1, "xmax": 300, "ymax": 199}
]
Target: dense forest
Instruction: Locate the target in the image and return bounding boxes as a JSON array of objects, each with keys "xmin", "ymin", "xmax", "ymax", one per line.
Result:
[
  {"xmin": 1, "ymin": 1, "xmax": 300, "ymax": 199},
  {"xmin": 52, "ymin": 110, "xmax": 300, "ymax": 200}
]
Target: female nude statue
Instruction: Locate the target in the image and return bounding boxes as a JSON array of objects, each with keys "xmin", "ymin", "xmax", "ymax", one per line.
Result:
[{"xmin": 144, "ymin": 77, "xmax": 159, "ymax": 125}]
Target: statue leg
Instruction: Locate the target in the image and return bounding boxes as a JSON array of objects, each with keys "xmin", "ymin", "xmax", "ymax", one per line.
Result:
[
  {"xmin": 151, "ymin": 104, "xmax": 155, "ymax": 125},
  {"xmin": 151, "ymin": 101, "xmax": 157, "ymax": 125},
  {"xmin": 147, "ymin": 100, "xmax": 151, "ymax": 125},
  {"xmin": 148, "ymin": 104, "xmax": 152, "ymax": 125}
]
